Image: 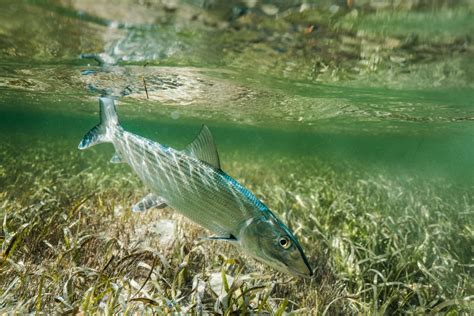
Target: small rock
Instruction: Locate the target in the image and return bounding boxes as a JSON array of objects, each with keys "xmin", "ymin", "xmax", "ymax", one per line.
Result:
[
  {"xmin": 244, "ymin": 0, "xmax": 257, "ymax": 8},
  {"xmin": 151, "ymin": 220, "xmax": 176, "ymax": 247},
  {"xmin": 390, "ymin": 56, "xmax": 406, "ymax": 64},
  {"xmin": 209, "ymin": 272, "xmax": 234, "ymax": 296},
  {"xmin": 300, "ymin": 3, "xmax": 312, "ymax": 12},
  {"xmin": 329, "ymin": 5, "xmax": 340, "ymax": 14},
  {"xmin": 163, "ymin": 0, "xmax": 178, "ymax": 12},
  {"xmin": 171, "ymin": 111, "xmax": 180, "ymax": 120},
  {"xmin": 261, "ymin": 4, "xmax": 278, "ymax": 16},
  {"xmin": 385, "ymin": 37, "xmax": 401, "ymax": 49},
  {"xmin": 348, "ymin": 9, "xmax": 358, "ymax": 18},
  {"xmin": 114, "ymin": 205, "xmax": 124, "ymax": 217}
]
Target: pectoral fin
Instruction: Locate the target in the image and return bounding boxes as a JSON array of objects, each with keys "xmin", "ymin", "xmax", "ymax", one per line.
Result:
[
  {"xmin": 132, "ymin": 193, "xmax": 167, "ymax": 212},
  {"xmin": 110, "ymin": 152, "xmax": 124, "ymax": 164}
]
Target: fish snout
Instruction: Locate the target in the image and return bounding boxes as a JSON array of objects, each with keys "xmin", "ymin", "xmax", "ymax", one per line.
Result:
[{"xmin": 288, "ymin": 259, "xmax": 314, "ymax": 278}]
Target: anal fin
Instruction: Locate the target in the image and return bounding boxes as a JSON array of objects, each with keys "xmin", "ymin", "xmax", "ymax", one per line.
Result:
[
  {"xmin": 132, "ymin": 193, "xmax": 167, "ymax": 212},
  {"xmin": 203, "ymin": 234, "xmax": 237, "ymax": 242}
]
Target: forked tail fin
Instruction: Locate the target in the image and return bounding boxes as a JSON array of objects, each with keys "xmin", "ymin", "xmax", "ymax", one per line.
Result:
[{"xmin": 78, "ymin": 97, "xmax": 120, "ymax": 150}]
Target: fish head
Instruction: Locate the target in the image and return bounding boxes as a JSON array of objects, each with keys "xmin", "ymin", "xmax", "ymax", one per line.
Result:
[{"xmin": 239, "ymin": 213, "xmax": 313, "ymax": 278}]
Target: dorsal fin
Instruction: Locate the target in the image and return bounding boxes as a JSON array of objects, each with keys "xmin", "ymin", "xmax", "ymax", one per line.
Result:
[{"xmin": 183, "ymin": 125, "xmax": 221, "ymax": 169}]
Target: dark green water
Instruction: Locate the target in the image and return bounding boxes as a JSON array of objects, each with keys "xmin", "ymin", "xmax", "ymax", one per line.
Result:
[{"xmin": 1, "ymin": 92, "xmax": 473, "ymax": 188}]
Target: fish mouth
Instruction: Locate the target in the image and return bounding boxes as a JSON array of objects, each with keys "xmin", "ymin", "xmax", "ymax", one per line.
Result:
[
  {"xmin": 281, "ymin": 261, "xmax": 314, "ymax": 278},
  {"xmin": 293, "ymin": 269, "xmax": 314, "ymax": 278},
  {"xmin": 261, "ymin": 250, "xmax": 314, "ymax": 278},
  {"xmin": 286, "ymin": 265, "xmax": 314, "ymax": 278}
]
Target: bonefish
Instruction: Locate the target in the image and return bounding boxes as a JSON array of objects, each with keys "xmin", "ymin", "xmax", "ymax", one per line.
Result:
[{"xmin": 79, "ymin": 97, "xmax": 313, "ymax": 277}]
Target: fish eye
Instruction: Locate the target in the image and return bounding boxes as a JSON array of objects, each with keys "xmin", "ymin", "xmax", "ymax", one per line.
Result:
[{"xmin": 278, "ymin": 236, "xmax": 291, "ymax": 249}]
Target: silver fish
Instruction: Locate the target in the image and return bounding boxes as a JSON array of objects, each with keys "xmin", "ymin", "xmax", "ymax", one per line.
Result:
[{"xmin": 79, "ymin": 97, "xmax": 313, "ymax": 277}]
